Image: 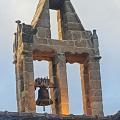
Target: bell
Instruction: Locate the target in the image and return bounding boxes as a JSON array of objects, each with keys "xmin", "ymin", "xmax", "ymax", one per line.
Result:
[{"xmin": 36, "ymin": 87, "xmax": 53, "ymax": 106}]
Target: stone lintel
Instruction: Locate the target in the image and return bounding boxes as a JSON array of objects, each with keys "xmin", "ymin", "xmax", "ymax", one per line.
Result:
[{"xmin": 32, "ymin": 38, "xmax": 95, "ymax": 61}]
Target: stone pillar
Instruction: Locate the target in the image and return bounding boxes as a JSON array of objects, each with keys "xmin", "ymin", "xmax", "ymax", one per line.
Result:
[
  {"xmin": 57, "ymin": 10, "xmax": 62, "ymax": 40},
  {"xmin": 49, "ymin": 60, "xmax": 59, "ymax": 114},
  {"xmin": 15, "ymin": 63, "xmax": 20, "ymax": 112},
  {"xmin": 15, "ymin": 58, "xmax": 24, "ymax": 112},
  {"xmin": 87, "ymin": 56, "xmax": 104, "ymax": 116},
  {"xmin": 56, "ymin": 53, "xmax": 69, "ymax": 115},
  {"xmin": 81, "ymin": 56, "xmax": 103, "ymax": 116},
  {"xmin": 22, "ymin": 43, "xmax": 36, "ymax": 113},
  {"xmin": 14, "ymin": 50, "xmax": 26, "ymax": 112},
  {"xmin": 80, "ymin": 63, "xmax": 92, "ymax": 115}
]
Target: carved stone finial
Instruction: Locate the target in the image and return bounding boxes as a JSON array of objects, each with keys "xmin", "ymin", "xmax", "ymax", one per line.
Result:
[
  {"xmin": 15, "ymin": 20, "xmax": 21, "ymax": 24},
  {"xmin": 93, "ymin": 29, "xmax": 98, "ymax": 39},
  {"xmin": 92, "ymin": 29, "xmax": 100, "ymax": 55}
]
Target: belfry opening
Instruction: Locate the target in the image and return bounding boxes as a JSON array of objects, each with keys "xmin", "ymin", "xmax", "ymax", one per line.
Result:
[
  {"xmin": 67, "ymin": 63, "xmax": 83, "ymax": 115},
  {"xmin": 49, "ymin": 9, "xmax": 58, "ymax": 39}
]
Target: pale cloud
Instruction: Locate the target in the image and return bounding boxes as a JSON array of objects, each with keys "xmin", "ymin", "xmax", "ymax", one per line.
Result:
[{"xmin": 114, "ymin": 0, "xmax": 120, "ymax": 9}]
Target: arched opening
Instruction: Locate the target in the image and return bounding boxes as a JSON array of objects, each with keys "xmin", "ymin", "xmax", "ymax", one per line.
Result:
[
  {"xmin": 33, "ymin": 60, "xmax": 52, "ymax": 113},
  {"xmin": 66, "ymin": 63, "xmax": 84, "ymax": 115},
  {"xmin": 49, "ymin": 9, "xmax": 58, "ymax": 39}
]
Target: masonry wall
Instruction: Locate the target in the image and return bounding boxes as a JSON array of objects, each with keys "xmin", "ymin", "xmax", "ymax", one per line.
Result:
[
  {"xmin": 0, "ymin": 112, "xmax": 120, "ymax": 120},
  {"xmin": 13, "ymin": 0, "xmax": 104, "ymax": 116}
]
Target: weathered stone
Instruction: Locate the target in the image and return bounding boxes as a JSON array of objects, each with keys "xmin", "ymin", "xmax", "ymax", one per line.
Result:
[
  {"xmin": 56, "ymin": 53, "xmax": 69, "ymax": 115},
  {"xmin": 35, "ymin": 38, "xmax": 48, "ymax": 44},
  {"xmin": 31, "ymin": 0, "xmax": 50, "ymax": 27},
  {"xmin": 62, "ymin": 31, "xmax": 72, "ymax": 40},
  {"xmin": 81, "ymin": 31, "xmax": 91, "ymax": 39},
  {"xmin": 86, "ymin": 39, "xmax": 93, "ymax": 48},
  {"xmin": 23, "ymin": 62, "xmax": 33, "ymax": 72},
  {"xmin": 63, "ymin": 1, "xmax": 75, "ymax": 13},
  {"xmin": 90, "ymin": 89, "xmax": 102, "ymax": 96},
  {"xmin": 1, "ymin": 111, "xmax": 120, "ymax": 120},
  {"xmin": 37, "ymin": 27, "xmax": 51, "ymax": 38},
  {"xmin": 72, "ymin": 31, "xmax": 82, "ymax": 40},
  {"xmin": 37, "ymin": 19, "xmax": 50, "ymax": 28},
  {"xmin": 75, "ymin": 40, "xmax": 86, "ymax": 47},
  {"xmin": 67, "ymin": 22, "xmax": 84, "ymax": 31},
  {"xmin": 66, "ymin": 41, "xmax": 74, "ymax": 46},
  {"xmin": 14, "ymin": 0, "xmax": 103, "ymax": 117},
  {"xmin": 89, "ymin": 71, "xmax": 101, "ymax": 80},
  {"xmin": 63, "ymin": 13, "xmax": 78, "ymax": 23}
]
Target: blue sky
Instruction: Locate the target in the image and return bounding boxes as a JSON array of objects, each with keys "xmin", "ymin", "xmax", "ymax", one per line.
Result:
[{"xmin": 0, "ymin": 0, "xmax": 120, "ymax": 116}]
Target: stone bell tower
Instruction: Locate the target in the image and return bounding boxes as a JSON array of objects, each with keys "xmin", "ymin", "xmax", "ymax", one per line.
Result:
[{"xmin": 13, "ymin": 0, "xmax": 104, "ymax": 116}]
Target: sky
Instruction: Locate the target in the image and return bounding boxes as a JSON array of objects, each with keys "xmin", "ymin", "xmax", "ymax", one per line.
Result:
[{"xmin": 0, "ymin": 0, "xmax": 120, "ymax": 116}]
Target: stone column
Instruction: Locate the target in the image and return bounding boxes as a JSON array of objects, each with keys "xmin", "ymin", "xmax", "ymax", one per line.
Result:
[
  {"xmin": 57, "ymin": 10, "xmax": 62, "ymax": 40},
  {"xmin": 15, "ymin": 52, "xmax": 25, "ymax": 112},
  {"xmin": 80, "ymin": 63, "xmax": 92, "ymax": 115},
  {"xmin": 56, "ymin": 53, "xmax": 69, "ymax": 115},
  {"xmin": 15, "ymin": 63, "xmax": 20, "ymax": 112},
  {"xmin": 87, "ymin": 56, "xmax": 104, "ymax": 116},
  {"xmin": 16, "ymin": 60, "xmax": 23, "ymax": 112},
  {"xmin": 22, "ymin": 43, "xmax": 36, "ymax": 113},
  {"xmin": 49, "ymin": 60, "xmax": 59, "ymax": 114}
]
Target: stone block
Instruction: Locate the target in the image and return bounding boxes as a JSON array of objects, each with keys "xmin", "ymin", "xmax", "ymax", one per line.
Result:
[
  {"xmin": 75, "ymin": 40, "xmax": 86, "ymax": 47},
  {"xmin": 86, "ymin": 39, "xmax": 94, "ymax": 48},
  {"xmin": 63, "ymin": 1, "xmax": 75, "ymax": 13},
  {"xmin": 37, "ymin": 28, "xmax": 46, "ymax": 38},
  {"xmin": 46, "ymin": 32, "xmax": 51, "ymax": 39},
  {"xmin": 67, "ymin": 22, "xmax": 83, "ymax": 31},
  {"xmin": 90, "ymin": 96, "xmax": 102, "ymax": 102},
  {"xmin": 90, "ymin": 89, "xmax": 102, "ymax": 96},
  {"xmin": 23, "ymin": 43, "xmax": 32, "ymax": 51},
  {"xmin": 91, "ymin": 102, "xmax": 103, "ymax": 109},
  {"xmin": 34, "ymin": 38, "xmax": 48, "ymax": 45},
  {"xmin": 63, "ymin": 31, "xmax": 72, "ymax": 40},
  {"xmin": 72, "ymin": 31, "xmax": 82, "ymax": 40},
  {"xmin": 59, "ymin": 103, "xmax": 69, "ymax": 115},
  {"xmin": 82, "ymin": 31, "xmax": 92, "ymax": 39},
  {"xmin": 40, "ymin": 9, "xmax": 50, "ymax": 19},
  {"xmin": 89, "ymin": 80, "xmax": 102, "ymax": 89},
  {"xmin": 23, "ymin": 62, "xmax": 33, "ymax": 72},
  {"xmin": 23, "ymin": 57, "xmax": 33, "ymax": 63},
  {"xmin": 48, "ymin": 39, "xmax": 65, "ymax": 46},
  {"xmin": 63, "ymin": 13, "xmax": 78, "ymax": 23},
  {"xmin": 89, "ymin": 71, "xmax": 101, "ymax": 80},
  {"xmin": 66, "ymin": 41, "xmax": 74, "ymax": 46},
  {"xmin": 88, "ymin": 62, "xmax": 100, "ymax": 70},
  {"xmin": 37, "ymin": 27, "xmax": 50, "ymax": 38},
  {"xmin": 92, "ymin": 108, "xmax": 104, "ymax": 117},
  {"xmin": 37, "ymin": 19, "xmax": 50, "ymax": 28}
]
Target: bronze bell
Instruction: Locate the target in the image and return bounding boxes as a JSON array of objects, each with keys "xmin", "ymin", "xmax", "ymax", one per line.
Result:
[{"xmin": 36, "ymin": 87, "xmax": 53, "ymax": 106}]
